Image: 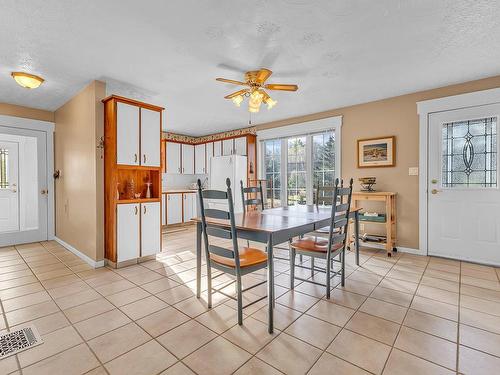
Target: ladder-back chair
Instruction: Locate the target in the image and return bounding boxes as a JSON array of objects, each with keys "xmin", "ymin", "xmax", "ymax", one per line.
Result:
[
  {"xmin": 289, "ymin": 178, "xmax": 353, "ymax": 298},
  {"xmin": 197, "ymin": 178, "xmax": 268, "ymax": 325}
]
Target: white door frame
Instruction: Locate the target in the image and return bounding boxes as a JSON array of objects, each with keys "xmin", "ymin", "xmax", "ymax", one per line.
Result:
[
  {"xmin": 417, "ymin": 87, "xmax": 500, "ymax": 254},
  {"xmin": 0, "ymin": 115, "xmax": 55, "ymax": 242}
]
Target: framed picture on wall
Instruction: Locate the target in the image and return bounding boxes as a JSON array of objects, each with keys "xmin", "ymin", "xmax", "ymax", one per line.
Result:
[{"xmin": 357, "ymin": 136, "xmax": 396, "ymax": 168}]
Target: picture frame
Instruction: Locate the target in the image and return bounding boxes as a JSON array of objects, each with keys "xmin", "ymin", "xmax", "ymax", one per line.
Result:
[{"xmin": 357, "ymin": 136, "xmax": 396, "ymax": 168}]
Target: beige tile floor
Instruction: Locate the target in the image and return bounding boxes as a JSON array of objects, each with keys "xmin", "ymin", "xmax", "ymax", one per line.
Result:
[{"xmin": 1, "ymin": 226, "xmax": 500, "ymax": 374}]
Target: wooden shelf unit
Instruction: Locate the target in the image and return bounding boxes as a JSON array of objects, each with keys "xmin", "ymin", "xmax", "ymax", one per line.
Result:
[
  {"xmin": 103, "ymin": 95, "xmax": 164, "ymax": 265},
  {"xmin": 351, "ymin": 191, "xmax": 397, "ymax": 256}
]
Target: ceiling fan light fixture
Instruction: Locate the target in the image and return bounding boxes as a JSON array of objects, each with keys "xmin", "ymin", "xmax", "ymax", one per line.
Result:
[
  {"xmin": 248, "ymin": 90, "xmax": 264, "ymax": 113},
  {"xmin": 232, "ymin": 95, "xmax": 244, "ymax": 107},
  {"xmin": 11, "ymin": 72, "xmax": 44, "ymax": 89},
  {"xmin": 266, "ymin": 97, "xmax": 277, "ymax": 110}
]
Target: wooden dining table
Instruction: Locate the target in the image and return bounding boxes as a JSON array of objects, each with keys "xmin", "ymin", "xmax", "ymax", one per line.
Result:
[{"xmin": 194, "ymin": 205, "xmax": 361, "ymax": 333}]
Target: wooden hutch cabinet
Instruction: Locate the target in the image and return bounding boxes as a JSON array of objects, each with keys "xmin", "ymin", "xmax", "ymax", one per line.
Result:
[{"xmin": 103, "ymin": 95, "xmax": 164, "ymax": 267}]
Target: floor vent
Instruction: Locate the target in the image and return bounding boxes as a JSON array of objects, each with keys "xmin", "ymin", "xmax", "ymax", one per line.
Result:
[{"xmin": 0, "ymin": 325, "xmax": 43, "ymax": 359}]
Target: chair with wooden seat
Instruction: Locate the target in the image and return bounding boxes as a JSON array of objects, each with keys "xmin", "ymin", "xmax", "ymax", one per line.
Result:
[
  {"xmin": 240, "ymin": 180, "xmax": 265, "ymax": 213},
  {"xmin": 198, "ymin": 178, "xmax": 268, "ymax": 325},
  {"xmin": 289, "ymin": 178, "xmax": 353, "ymax": 299}
]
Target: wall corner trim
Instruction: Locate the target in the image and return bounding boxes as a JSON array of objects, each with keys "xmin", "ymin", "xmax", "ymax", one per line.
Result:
[{"xmin": 54, "ymin": 237, "xmax": 105, "ymax": 268}]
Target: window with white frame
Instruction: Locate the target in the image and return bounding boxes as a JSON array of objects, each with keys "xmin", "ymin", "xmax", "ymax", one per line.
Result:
[{"xmin": 260, "ymin": 118, "xmax": 340, "ymax": 208}]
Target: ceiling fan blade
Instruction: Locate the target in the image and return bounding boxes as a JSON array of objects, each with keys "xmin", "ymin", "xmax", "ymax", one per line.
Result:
[
  {"xmin": 224, "ymin": 89, "xmax": 248, "ymax": 99},
  {"xmin": 264, "ymin": 84, "xmax": 298, "ymax": 91},
  {"xmin": 216, "ymin": 78, "xmax": 248, "ymax": 86},
  {"xmin": 256, "ymin": 69, "xmax": 272, "ymax": 84}
]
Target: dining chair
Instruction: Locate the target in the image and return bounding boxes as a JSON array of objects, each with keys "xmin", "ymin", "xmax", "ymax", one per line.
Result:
[
  {"xmin": 197, "ymin": 178, "xmax": 268, "ymax": 325},
  {"xmin": 240, "ymin": 180, "xmax": 265, "ymax": 212},
  {"xmin": 289, "ymin": 178, "xmax": 353, "ymax": 298}
]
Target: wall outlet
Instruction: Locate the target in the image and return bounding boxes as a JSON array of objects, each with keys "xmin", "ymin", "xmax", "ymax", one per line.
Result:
[{"xmin": 408, "ymin": 167, "xmax": 419, "ymax": 176}]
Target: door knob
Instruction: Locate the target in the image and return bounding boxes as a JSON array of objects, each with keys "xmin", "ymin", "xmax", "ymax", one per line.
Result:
[
  {"xmin": 11, "ymin": 184, "xmax": 17, "ymax": 193},
  {"xmin": 431, "ymin": 189, "xmax": 441, "ymax": 194},
  {"xmin": 41, "ymin": 188, "xmax": 49, "ymax": 195}
]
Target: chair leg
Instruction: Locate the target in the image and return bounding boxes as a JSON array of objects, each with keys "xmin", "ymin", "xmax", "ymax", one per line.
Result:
[
  {"xmin": 341, "ymin": 248, "xmax": 346, "ymax": 287},
  {"xmin": 289, "ymin": 247, "xmax": 296, "ymax": 289},
  {"xmin": 207, "ymin": 263, "xmax": 212, "ymax": 308},
  {"xmin": 236, "ymin": 274, "xmax": 243, "ymax": 325},
  {"xmin": 326, "ymin": 254, "xmax": 331, "ymax": 299},
  {"xmin": 310, "ymin": 257, "xmax": 315, "ymax": 277}
]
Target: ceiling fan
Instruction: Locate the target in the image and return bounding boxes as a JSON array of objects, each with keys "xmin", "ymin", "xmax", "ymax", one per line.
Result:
[{"xmin": 216, "ymin": 68, "xmax": 298, "ymax": 112}]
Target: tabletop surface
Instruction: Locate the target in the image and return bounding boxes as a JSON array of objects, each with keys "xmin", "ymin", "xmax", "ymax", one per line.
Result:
[{"xmin": 192, "ymin": 205, "xmax": 361, "ymax": 233}]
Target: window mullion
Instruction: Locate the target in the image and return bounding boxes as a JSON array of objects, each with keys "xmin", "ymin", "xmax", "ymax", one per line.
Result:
[
  {"xmin": 280, "ymin": 138, "xmax": 287, "ymax": 207},
  {"xmin": 306, "ymin": 134, "xmax": 313, "ymax": 204}
]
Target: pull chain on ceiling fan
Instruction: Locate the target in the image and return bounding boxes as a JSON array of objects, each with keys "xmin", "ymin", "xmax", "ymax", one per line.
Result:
[{"xmin": 216, "ymin": 68, "xmax": 298, "ymax": 113}]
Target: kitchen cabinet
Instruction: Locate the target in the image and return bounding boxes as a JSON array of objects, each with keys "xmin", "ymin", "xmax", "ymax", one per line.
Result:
[
  {"xmin": 206, "ymin": 142, "xmax": 213, "ymax": 168},
  {"xmin": 140, "ymin": 202, "xmax": 161, "ymax": 256},
  {"xmin": 161, "ymin": 195, "xmax": 166, "ymax": 225},
  {"xmin": 234, "ymin": 136, "xmax": 247, "ymax": 156},
  {"xmin": 181, "ymin": 144, "xmax": 194, "ymax": 174},
  {"xmin": 183, "ymin": 192, "xmax": 197, "ymax": 222},
  {"xmin": 194, "ymin": 143, "xmax": 206, "ymax": 174},
  {"xmin": 116, "ymin": 102, "xmax": 140, "ymax": 165},
  {"xmin": 140, "ymin": 108, "xmax": 161, "ymax": 166},
  {"xmin": 213, "ymin": 140, "xmax": 222, "ymax": 157},
  {"xmin": 166, "ymin": 193, "xmax": 182, "ymax": 224},
  {"xmin": 223, "ymin": 139, "xmax": 233, "ymax": 156},
  {"xmin": 166, "ymin": 142, "xmax": 181, "ymax": 174},
  {"xmin": 116, "ymin": 203, "xmax": 140, "ymax": 262}
]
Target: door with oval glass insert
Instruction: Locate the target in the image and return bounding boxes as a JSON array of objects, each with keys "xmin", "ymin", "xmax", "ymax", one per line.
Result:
[{"xmin": 428, "ymin": 103, "xmax": 500, "ymax": 265}]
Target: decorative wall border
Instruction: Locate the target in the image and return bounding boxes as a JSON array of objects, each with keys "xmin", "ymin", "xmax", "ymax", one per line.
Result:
[{"xmin": 162, "ymin": 126, "xmax": 257, "ymax": 144}]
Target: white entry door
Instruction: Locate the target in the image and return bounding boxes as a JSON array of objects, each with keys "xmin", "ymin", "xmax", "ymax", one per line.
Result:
[
  {"xmin": 0, "ymin": 140, "xmax": 19, "ymax": 232},
  {"xmin": 0, "ymin": 128, "xmax": 48, "ymax": 246},
  {"xmin": 428, "ymin": 103, "xmax": 500, "ymax": 265}
]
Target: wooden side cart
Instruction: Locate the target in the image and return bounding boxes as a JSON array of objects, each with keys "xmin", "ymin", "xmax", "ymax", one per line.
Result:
[{"xmin": 351, "ymin": 192, "xmax": 397, "ymax": 257}]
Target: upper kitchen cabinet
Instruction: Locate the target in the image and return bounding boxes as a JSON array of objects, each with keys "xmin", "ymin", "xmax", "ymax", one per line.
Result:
[
  {"xmin": 166, "ymin": 142, "xmax": 181, "ymax": 174},
  {"xmin": 195, "ymin": 143, "xmax": 206, "ymax": 174},
  {"xmin": 141, "ymin": 108, "xmax": 161, "ymax": 166},
  {"xmin": 213, "ymin": 140, "xmax": 222, "ymax": 156},
  {"xmin": 234, "ymin": 136, "xmax": 247, "ymax": 155},
  {"xmin": 115, "ymin": 101, "xmax": 162, "ymax": 166},
  {"xmin": 116, "ymin": 102, "xmax": 140, "ymax": 165},
  {"xmin": 182, "ymin": 144, "xmax": 194, "ymax": 174},
  {"xmin": 222, "ymin": 139, "xmax": 233, "ymax": 156}
]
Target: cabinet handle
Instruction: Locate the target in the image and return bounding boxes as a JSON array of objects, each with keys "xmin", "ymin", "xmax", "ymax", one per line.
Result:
[
  {"xmin": 144, "ymin": 205, "xmax": 147, "ymax": 214},
  {"xmin": 143, "ymin": 154, "xmax": 146, "ymax": 164},
  {"xmin": 134, "ymin": 206, "xmax": 138, "ymax": 215},
  {"xmin": 134, "ymin": 154, "xmax": 138, "ymax": 163}
]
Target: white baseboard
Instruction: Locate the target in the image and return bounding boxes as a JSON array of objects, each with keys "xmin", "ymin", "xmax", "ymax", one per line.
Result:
[{"xmin": 54, "ymin": 237, "xmax": 105, "ymax": 268}]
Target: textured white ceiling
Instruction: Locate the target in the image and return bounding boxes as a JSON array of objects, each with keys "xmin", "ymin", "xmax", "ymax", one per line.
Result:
[{"xmin": 1, "ymin": 0, "xmax": 500, "ymax": 135}]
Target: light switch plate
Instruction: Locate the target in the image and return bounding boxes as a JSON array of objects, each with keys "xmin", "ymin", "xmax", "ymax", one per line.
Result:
[{"xmin": 408, "ymin": 167, "xmax": 419, "ymax": 176}]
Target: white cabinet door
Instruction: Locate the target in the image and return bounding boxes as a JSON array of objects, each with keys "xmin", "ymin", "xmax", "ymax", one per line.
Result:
[
  {"xmin": 116, "ymin": 102, "xmax": 140, "ymax": 165},
  {"xmin": 205, "ymin": 142, "xmax": 214, "ymax": 168},
  {"xmin": 141, "ymin": 202, "xmax": 161, "ymax": 257},
  {"xmin": 140, "ymin": 108, "xmax": 160, "ymax": 167},
  {"xmin": 223, "ymin": 139, "xmax": 234, "ymax": 155},
  {"xmin": 194, "ymin": 144, "xmax": 206, "ymax": 174},
  {"xmin": 213, "ymin": 140, "xmax": 222, "ymax": 157},
  {"xmin": 161, "ymin": 194, "xmax": 166, "ymax": 225},
  {"xmin": 185, "ymin": 192, "xmax": 198, "ymax": 222},
  {"xmin": 234, "ymin": 137, "xmax": 247, "ymax": 156},
  {"xmin": 166, "ymin": 142, "xmax": 181, "ymax": 174},
  {"xmin": 166, "ymin": 194, "xmax": 182, "ymax": 224},
  {"xmin": 182, "ymin": 144, "xmax": 194, "ymax": 174},
  {"xmin": 117, "ymin": 203, "xmax": 140, "ymax": 262}
]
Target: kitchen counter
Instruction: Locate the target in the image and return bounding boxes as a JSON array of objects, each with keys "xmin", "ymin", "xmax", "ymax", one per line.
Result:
[{"xmin": 162, "ymin": 189, "xmax": 198, "ymax": 194}]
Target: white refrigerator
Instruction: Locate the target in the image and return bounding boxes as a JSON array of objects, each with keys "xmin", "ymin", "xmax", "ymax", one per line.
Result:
[{"xmin": 209, "ymin": 155, "xmax": 247, "ymax": 213}]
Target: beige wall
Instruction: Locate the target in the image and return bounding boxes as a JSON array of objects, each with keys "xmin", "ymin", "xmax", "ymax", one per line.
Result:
[
  {"xmin": 258, "ymin": 75, "xmax": 500, "ymax": 250},
  {"xmin": 54, "ymin": 81, "xmax": 105, "ymax": 261},
  {"xmin": 0, "ymin": 102, "xmax": 54, "ymax": 122}
]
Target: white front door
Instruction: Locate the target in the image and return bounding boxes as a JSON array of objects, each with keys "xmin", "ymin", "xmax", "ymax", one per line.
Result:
[
  {"xmin": 0, "ymin": 140, "xmax": 19, "ymax": 232},
  {"xmin": 0, "ymin": 128, "xmax": 48, "ymax": 246},
  {"xmin": 428, "ymin": 103, "xmax": 500, "ymax": 265}
]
